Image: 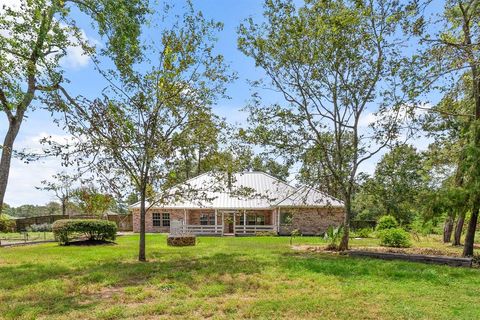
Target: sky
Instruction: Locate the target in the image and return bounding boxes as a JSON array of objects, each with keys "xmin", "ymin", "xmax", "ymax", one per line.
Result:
[{"xmin": 0, "ymin": 0, "xmax": 434, "ymax": 207}]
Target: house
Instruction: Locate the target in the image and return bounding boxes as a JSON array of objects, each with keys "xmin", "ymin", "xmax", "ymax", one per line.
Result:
[{"xmin": 130, "ymin": 171, "xmax": 345, "ymax": 236}]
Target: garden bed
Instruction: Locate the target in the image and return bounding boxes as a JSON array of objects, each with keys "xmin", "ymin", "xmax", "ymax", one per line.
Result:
[
  {"xmin": 349, "ymin": 250, "xmax": 473, "ymax": 267},
  {"xmin": 291, "ymin": 245, "xmax": 476, "ymax": 267},
  {"xmin": 167, "ymin": 234, "xmax": 196, "ymax": 246}
]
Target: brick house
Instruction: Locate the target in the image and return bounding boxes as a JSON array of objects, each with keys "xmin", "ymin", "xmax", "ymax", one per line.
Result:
[{"xmin": 130, "ymin": 171, "xmax": 344, "ymax": 236}]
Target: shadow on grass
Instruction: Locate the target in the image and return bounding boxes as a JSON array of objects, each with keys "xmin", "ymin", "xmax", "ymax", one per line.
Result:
[{"xmin": 0, "ymin": 252, "xmax": 263, "ymax": 319}]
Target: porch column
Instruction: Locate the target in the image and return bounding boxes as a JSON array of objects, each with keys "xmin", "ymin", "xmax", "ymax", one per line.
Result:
[
  {"xmin": 221, "ymin": 211, "xmax": 224, "ymax": 236},
  {"xmin": 183, "ymin": 209, "xmax": 187, "ymax": 225},
  {"xmin": 214, "ymin": 209, "xmax": 218, "ymax": 234},
  {"xmin": 277, "ymin": 208, "xmax": 281, "ymax": 232},
  {"xmin": 233, "ymin": 212, "xmax": 236, "ymax": 235},
  {"xmin": 243, "ymin": 209, "xmax": 246, "ymax": 234}
]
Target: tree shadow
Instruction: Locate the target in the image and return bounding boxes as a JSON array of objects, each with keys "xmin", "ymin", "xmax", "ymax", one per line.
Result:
[{"xmin": 0, "ymin": 251, "xmax": 263, "ymax": 318}]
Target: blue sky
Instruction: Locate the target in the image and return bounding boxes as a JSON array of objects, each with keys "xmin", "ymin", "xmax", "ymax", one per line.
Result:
[{"xmin": 1, "ymin": 0, "xmax": 434, "ymax": 207}]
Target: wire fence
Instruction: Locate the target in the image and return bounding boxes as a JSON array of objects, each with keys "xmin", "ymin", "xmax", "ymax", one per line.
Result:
[{"xmin": 0, "ymin": 232, "xmax": 55, "ymax": 246}]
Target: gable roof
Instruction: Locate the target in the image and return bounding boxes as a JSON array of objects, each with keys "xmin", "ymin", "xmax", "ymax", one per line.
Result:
[{"xmin": 130, "ymin": 171, "xmax": 343, "ymax": 209}]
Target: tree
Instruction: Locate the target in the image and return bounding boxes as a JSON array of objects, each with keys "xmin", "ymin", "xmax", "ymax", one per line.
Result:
[
  {"xmin": 51, "ymin": 3, "xmax": 233, "ymax": 261},
  {"xmin": 405, "ymin": 0, "xmax": 480, "ymax": 256},
  {"xmin": 0, "ymin": 0, "xmax": 148, "ymax": 214},
  {"xmin": 370, "ymin": 145, "xmax": 424, "ymax": 224},
  {"xmin": 71, "ymin": 186, "xmax": 114, "ymax": 217},
  {"xmin": 37, "ymin": 172, "xmax": 75, "ymax": 217},
  {"xmin": 238, "ymin": 0, "xmax": 407, "ymax": 250}
]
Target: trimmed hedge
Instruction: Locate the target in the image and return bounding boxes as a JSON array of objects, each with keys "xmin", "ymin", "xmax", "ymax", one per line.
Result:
[{"xmin": 52, "ymin": 219, "xmax": 117, "ymax": 245}]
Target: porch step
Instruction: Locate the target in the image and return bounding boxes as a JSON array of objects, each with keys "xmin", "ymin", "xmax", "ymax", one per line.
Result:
[{"xmin": 223, "ymin": 233, "xmax": 235, "ymax": 237}]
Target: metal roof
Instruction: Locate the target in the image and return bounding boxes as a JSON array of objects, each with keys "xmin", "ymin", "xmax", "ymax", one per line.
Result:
[{"xmin": 130, "ymin": 171, "xmax": 344, "ymax": 209}]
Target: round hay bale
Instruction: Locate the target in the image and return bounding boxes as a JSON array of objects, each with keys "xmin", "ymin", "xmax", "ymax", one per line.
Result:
[{"xmin": 167, "ymin": 234, "xmax": 196, "ymax": 246}]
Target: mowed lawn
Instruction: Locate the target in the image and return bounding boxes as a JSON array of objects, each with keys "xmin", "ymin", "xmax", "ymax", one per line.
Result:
[{"xmin": 0, "ymin": 235, "xmax": 479, "ymax": 320}]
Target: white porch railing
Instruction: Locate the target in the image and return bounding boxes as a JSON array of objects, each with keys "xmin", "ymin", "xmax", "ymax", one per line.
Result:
[
  {"xmin": 175, "ymin": 224, "xmax": 223, "ymax": 235},
  {"xmin": 234, "ymin": 225, "xmax": 275, "ymax": 234}
]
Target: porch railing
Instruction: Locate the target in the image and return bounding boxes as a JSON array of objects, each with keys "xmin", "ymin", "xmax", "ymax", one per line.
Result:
[
  {"xmin": 234, "ymin": 225, "xmax": 275, "ymax": 234},
  {"xmin": 175, "ymin": 224, "xmax": 223, "ymax": 235}
]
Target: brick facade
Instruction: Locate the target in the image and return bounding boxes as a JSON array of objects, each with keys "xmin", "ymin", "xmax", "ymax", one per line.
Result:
[
  {"xmin": 278, "ymin": 207, "xmax": 345, "ymax": 236},
  {"xmin": 132, "ymin": 206, "xmax": 344, "ymax": 235}
]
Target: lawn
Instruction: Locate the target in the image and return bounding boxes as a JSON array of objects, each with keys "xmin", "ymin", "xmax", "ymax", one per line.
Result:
[{"xmin": 0, "ymin": 235, "xmax": 479, "ymax": 320}]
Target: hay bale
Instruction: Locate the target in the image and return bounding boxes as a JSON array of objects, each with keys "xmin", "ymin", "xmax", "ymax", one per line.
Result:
[{"xmin": 167, "ymin": 234, "xmax": 196, "ymax": 246}]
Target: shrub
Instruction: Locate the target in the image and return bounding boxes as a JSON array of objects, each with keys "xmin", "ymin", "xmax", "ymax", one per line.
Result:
[
  {"xmin": 376, "ymin": 215, "xmax": 398, "ymax": 231},
  {"xmin": 0, "ymin": 215, "xmax": 15, "ymax": 232},
  {"xmin": 353, "ymin": 228, "xmax": 372, "ymax": 238},
  {"xmin": 323, "ymin": 225, "xmax": 343, "ymax": 250},
  {"xmin": 378, "ymin": 228, "xmax": 412, "ymax": 248},
  {"xmin": 52, "ymin": 219, "xmax": 117, "ymax": 245},
  {"xmin": 290, "ymin": 229, "xmax": 301, "ymax": 245},
  {"xmin": 27, "ymin": 223, "xmax": 52, "ymax": 232}
]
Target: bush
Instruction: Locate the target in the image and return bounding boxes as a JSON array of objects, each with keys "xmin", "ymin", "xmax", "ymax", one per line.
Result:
[
  {"xmin": 0, "ymin": 215, "xmax": 15, "ymax": 232},
  {"xmin": 376, "ymin": 215, "xmax": 398, "ymax": 231},
  {"xmin": 378, "ymin": 228, "xmax": 412, "ymax": 248},
  {"xmin": 353, "ymin": 228, "xmax": 372, "ymax": 238},
  {"xmin": 323, "ymin": 225, "xmax": 343, "ymax": 250},
  {"xmin": 27, "ymin": 223, "xmax": 52, "ymax": 232},
  {"xmin": 52, "ymin": 219, "xmax": 117, "ymax": 245}
]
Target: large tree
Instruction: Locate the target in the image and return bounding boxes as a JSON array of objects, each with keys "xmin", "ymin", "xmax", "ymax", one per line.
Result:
[
  {"xmin": 0, "ymin": 0, "xmax": 148, "ymax": 214},
  {"xmin": 238, "ymin": 0, "xmax": 407, "ymax": 250},
  {"xmin": 50, "ymin": 3, "xmax": 233, "ymax": 261},
  {"xmin": 405, "ymin": 0, "xmax": 480, "ymax": 256}
]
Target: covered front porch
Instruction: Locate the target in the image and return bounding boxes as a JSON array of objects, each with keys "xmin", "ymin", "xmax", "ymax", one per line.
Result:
[{"xmin": 175, "ymin": 209, "xmax": 277, "ymax": 236}]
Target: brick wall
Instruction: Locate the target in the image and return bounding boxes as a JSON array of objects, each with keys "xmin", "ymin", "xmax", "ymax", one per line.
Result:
[
  {"xmin": 132, "ymin": 206, "xmax": 344, "ymax": 235},
  {"xmin": 132, "ymin": 209, "xmax": 184, "ymax": 233},
  {"xmin": 279, "ymin": 207, "xmax": 345, "ymax": 236}
]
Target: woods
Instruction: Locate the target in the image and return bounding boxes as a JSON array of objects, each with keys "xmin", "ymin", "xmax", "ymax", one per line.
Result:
[{"xmin": 1, "ymin": 0, "xmax": 479, "ymax": 258}]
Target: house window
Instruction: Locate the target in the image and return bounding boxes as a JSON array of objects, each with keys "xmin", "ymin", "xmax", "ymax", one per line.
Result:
[
  {"xmin": 200, "ymin": 213, "xmax": 216, "ymax": 225},
  {"xmin": 280, "ymin": 212, "xmax": 293, "ymax": 225},
  {"xmin": 162, "ymin": 213, "xmax": 170, "ymax": 226},
  {"xmin": 152, "ymin": 213, "xmax": 162, "ymax": 227},
  {"xmin": 246, "ymin": 213, "xmax": 265, "ymax": 225}
]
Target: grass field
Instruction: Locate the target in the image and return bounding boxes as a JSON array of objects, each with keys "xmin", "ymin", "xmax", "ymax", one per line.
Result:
[{"xmin": 0, "ymin": 235, "xmax": 479, "ymax": 320}]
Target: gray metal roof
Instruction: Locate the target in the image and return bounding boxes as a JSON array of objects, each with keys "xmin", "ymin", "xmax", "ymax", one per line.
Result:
[{"xmin": 130, "ymin": 171, "xmax": 344, "ymax": 209}]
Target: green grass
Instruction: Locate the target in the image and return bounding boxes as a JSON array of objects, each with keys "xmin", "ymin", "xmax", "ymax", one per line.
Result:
[
  {"xmin": 0, "ymin": 231, "xmax": 55, "ymax": 242},
  {"xmin": 0, "ymin": 235, "xmax": 479, "ymax": 320}
]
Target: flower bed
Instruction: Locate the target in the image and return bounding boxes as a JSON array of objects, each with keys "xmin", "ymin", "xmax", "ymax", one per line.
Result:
[{"xmin": 167, "ymin": 234, "xmax": 196, "ymax": 246}]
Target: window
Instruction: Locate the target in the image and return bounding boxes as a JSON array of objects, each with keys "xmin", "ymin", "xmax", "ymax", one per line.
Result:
[
  {"xmin": 152, "ymin": 213, "xmax": 162, "ymax": 227},
  {"xmin": 256, "ymin": 215, "xmax": 265, "ymax": 225},
  {"xmin": 162, "ymin": 213, "xmax": 170, "ymax": 226},
  {"xmin": 246, "ymin": 213, "xmax": 265, "ymax": 225},
  {"xmin": 280, "ymin": 212, "xmax": 293, "ymax": 225},
  {"xmin": 200, "ymin": 213, "xmax": 216, "ymax": 225}
]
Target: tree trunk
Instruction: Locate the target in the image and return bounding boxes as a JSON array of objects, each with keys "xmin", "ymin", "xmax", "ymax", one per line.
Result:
[
  {"xmin": 138, "ymin": 187, "xmax": 147, "ymax": 262},
  {"xmin": 463, "ymin": 202, "xmax": 479, "ymax": 257},
  {"xmin": 453, "ymin": 211, "xmax": 465, "ymax": 246},
  {"xmin": 0, "ymin": 119, "xmax": 22, "ymax": 214},
  {"xmin": 443, "ymin": 215, "xmax": 454, "ymax": 243},
  {"xmin": 338, "ymin": 196, "xmax": 351, "ymax": 251}
]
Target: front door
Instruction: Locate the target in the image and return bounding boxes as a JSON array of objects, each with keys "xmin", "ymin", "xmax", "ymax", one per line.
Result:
[{"xmin": 222, "ymin": 212, "xmax": 235, "ymax": 234}]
